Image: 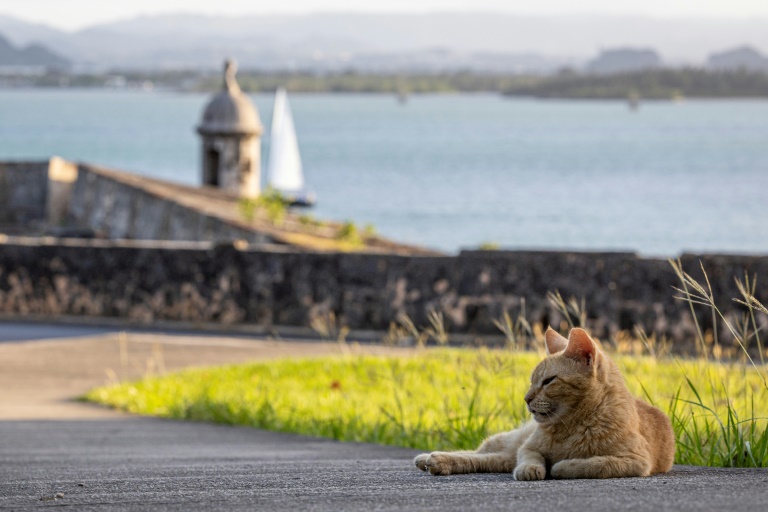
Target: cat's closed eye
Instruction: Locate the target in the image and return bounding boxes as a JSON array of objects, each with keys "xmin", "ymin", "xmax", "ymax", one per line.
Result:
[{"xmin": 542, "ymin": 376, "xmax": 557, "ymax": 386}]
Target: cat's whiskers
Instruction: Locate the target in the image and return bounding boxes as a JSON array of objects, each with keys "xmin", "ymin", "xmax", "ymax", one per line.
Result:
[
  {"xmin": 548, "ymin": 406, "xmax": 571, "ymax": 430},
  {"xmin": 531, "ymin": 400, "xmax": 571, "ymax": 429}
]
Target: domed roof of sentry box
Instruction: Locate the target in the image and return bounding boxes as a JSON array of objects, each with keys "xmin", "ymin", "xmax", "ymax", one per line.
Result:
[{"xmin": 197, "ymin": 59, "xmax": 263, "ymax": 136}]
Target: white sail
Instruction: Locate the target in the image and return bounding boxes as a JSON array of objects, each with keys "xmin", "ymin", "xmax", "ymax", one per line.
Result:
[{"xmin": 267, "ymin": 88, "xmax": 304, "ymax": 193}]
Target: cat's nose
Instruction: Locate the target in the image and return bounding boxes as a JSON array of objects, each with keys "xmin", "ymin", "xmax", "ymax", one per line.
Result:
[{"xmin": 524, "ymin": 391, "xmax": 534, "ymax": 404}]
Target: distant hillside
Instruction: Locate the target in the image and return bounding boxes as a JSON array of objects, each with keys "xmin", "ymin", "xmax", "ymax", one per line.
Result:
[
  {"xmin": 586, "ymin": 48, "xmax": 662, "ymax": 74},
  {"xmin": 0, "ymin": 32, "xmax": 69, "ymax": 68},
  {"xmin": 708, "ymin": 46, "xmax": 768, "ymax": 72},
  {"xmin": 0, "ymin": 15, "xmax": 64, "ymax": 47}
]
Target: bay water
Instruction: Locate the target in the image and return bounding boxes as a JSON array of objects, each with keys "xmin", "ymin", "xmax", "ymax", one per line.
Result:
[{"xmin": 1, "ymin": 89, "xmax": 767, "ymax": 255}]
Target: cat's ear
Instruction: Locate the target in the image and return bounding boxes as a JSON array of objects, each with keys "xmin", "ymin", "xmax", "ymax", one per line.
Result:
[
  {"xmin": 544, "ymin": 327, "xmax": 568, "ymax": 355},
  {"xmin": 564, "ymin": 328, "xmax": 597, "ymax": 367}
]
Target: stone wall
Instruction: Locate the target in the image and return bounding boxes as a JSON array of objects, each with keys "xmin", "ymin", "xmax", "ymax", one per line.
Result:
[
  {"xmin": 0, "ymin": 159, "xmax": 277, "ymax": 243},
  {"xmin": 0, "ymin": 159, "xmax": 436, "ymax": 255},
  {"xmin": 67, "ymin": 164, "xmax": 271, "ymax": 243},
  {"xmin": 0, "ymin": 161, "xmax": 49, "ymax": 225},
  {"xmin": 1, "ymin": 237, "xmax": 766, "ymax": 349}
]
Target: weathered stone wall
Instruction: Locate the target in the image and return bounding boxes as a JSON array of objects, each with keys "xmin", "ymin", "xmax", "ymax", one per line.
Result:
[
  {"xmin": 1, "ymin": 238, "xmax": 766, "ymax": 348},
  {"xmin": 67, "ymin": 163, "xmax": 272, "ymax": 243},
  {"xmin": 0, "ymin": 161, "xmax": 49, "ymax": 225},
  {"xmin": 0, "ymin": 160, "xmax": 435, "ymax": 255},
  {"xmin": 0, "ymin": 159, "xmax": 274, "ymax": 243},
  {"xmin": 46, "ymin": 158, "xmax": 79, "ymax": 226}
]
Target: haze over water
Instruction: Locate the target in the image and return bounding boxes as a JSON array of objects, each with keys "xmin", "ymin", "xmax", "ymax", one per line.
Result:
[{"xmin": 2, "ymin": 89, "xmax": 767, "ymax": 255}]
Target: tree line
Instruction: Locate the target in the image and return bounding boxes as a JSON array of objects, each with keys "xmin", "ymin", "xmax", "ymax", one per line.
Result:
[{"xmin": 7, "ymin": 68, "xmax": 768, "ymax": 98}]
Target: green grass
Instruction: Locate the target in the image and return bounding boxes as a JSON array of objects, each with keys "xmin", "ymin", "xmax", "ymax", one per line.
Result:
[
  {"xmin": 238, "ymin": 188, "xmax": 289, "ymax": 225},
  {"xmin": 86, "ymin": 347, "xmax": 768, "ymax": 468}
]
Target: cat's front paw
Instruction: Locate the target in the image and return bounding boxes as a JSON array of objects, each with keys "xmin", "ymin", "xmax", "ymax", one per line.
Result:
[
  {"xmin": 514, "ymin": 463, "xmax": 546, "ymax": 481},
  {"xmin": 551, "ymin": 459, "xmax": 581, "ymax": 479},
  {"xmin": 414, "ymin": 452, "xmax": 454, "ymax": 476},
  {"xmin": 414, "ymin": 453, "xmax": 430, "ymax": 471}
]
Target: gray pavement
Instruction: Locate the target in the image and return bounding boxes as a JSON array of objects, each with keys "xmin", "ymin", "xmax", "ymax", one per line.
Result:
[
  {"xmin": 0, "ymin": 321, "xmax": 268, "ymax": 344},
  {"xmin": 0, "ymin": 322, "xmax": 118, "ymax": 343},
  {"xmin": 2, "ymin": 418, "xmax": 767, "ymax": 511},
  {"xmin": 1, "ymin": 324, "xmax": 767, "ymax": 511}
]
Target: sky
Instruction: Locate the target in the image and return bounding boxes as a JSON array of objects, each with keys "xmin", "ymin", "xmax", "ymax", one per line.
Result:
[{"xmin": 3, "ymin": 0, "xmax": 768, "ymax": 31}]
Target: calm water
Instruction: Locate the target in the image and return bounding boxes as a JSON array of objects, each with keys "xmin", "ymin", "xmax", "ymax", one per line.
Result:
[{"xmin": 2, "ymin": 89, "xmax": 768, "ymax": 255}]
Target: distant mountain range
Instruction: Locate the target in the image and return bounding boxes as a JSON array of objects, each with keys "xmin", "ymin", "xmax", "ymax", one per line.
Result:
[
  {"xmin": 0, "ymin": 32, "xmax": 69, "ymax": 68},
  {"xmin": 586, "ymin": 48, "xmax": 662, "ymax": 74},
  {"xmin": 1, "ymin": 13, "xmax": 768, "ymax": 73},
  {"xmin": 708, "ymin": 46, "xmax": 768, "ymax": 72}
]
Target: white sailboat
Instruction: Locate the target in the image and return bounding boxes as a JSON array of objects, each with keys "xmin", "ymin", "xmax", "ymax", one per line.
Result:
[{"xmin": 267, "ymin": 87, "xmax": 315, "ymax": 207}]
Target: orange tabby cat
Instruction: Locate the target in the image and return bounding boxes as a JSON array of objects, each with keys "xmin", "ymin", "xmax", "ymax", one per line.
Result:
[{"xmin": 414, "ymin": 327, "xmax": 675, "ymax": 479}]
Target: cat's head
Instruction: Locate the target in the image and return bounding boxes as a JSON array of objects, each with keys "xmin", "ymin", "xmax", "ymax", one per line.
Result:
[{"xmin": 523, "ymin": 327, "xmax": 603, "ymax": 425}]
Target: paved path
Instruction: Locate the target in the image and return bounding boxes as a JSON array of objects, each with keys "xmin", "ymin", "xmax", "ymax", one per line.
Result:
[
  {"xmin": 0, "ymin": 322, "xmax": 409, "ymax": 420},
  {"xmin": 1, "ymin": 322, "xmax": 767, "ymax": 511},
  {"xmin": 2, "ymin": 418, "xmax": 767, "ymax": 512},
  {"xmin": 0, "ymin": 322, "xmax": 119, "ymax": 343}
]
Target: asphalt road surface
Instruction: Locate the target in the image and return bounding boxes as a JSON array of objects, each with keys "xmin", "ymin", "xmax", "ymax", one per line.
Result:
[
  {"xmin": 1, "ymin": 322, "xmax": 767, "ymax": 511},
  {"xmin": 2, "ymin": 419, "xmax": 767, "ymax": 511},
  {"xmin": 0, "ymin": 322, "xmax": 119, "ymax": 343}
]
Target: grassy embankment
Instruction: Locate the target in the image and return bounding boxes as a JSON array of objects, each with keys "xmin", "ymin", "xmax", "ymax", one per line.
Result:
[
  {"xmin": 87, "ymin": 262, "xmax": 768, "ymax": 468},
  {"xmin": 238, "ymin": 189, "xmax": 377, "ymax": 251}
]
